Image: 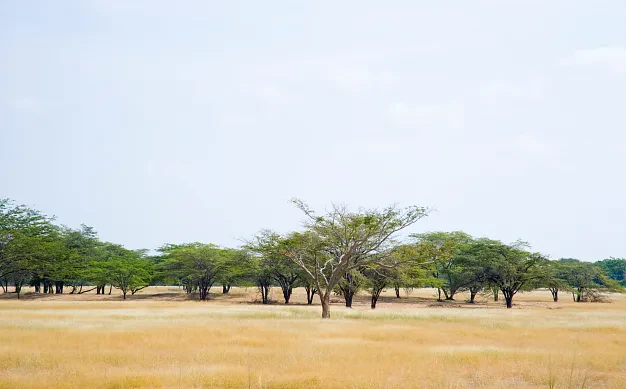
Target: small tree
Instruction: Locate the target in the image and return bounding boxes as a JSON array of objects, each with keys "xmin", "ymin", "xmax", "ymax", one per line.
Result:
[
  {"xmin": 561, "ymin": 259, "xmax": 622, "ymax": 302},
  {"xmin": 217, "ymin": 249, "xmax": 255, "ymax": 294},
  {"xmin": 336, "ymin": 270, "xmax": 366, "ymax": 308},
  {"xmin": 361, "ymin": 265, "xmax": 395, "ymax": 309},
  {"xmin": 104, "ymin": 246, "xmax": 152, "ymax": 300},
  {"xmin": 537, "ymin": 260, "xmax": 569, "ymax": 302}
]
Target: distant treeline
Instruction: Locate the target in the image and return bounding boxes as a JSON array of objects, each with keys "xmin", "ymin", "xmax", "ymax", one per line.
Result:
[{"xmin": 1, "ymin": 198, "xmax": 624, "ymax": 317}]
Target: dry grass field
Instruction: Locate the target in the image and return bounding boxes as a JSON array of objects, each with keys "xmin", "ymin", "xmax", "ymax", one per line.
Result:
[{"xmin": 1, "ymin": 287, "xmax": 625, "ymax": 389}]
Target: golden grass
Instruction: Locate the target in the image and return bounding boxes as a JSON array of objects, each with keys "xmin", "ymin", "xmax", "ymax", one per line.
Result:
[{"xmin": 1, "ymin": 287, "xmax": 626, "ymax": 388}]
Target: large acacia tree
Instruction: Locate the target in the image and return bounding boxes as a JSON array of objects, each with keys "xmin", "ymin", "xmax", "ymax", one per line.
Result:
[
  {"xmin": 284, "ymin": 200, "xmax": 429, "ymax": 318},
  {"xmin": 480, "ymin": 240, "xmax": 544, "ymax": 308}
]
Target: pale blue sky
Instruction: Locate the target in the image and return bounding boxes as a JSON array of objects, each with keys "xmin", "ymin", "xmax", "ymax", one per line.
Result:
[{"xmin": 2, "ymin": 1, "xmax": 626, "ymax": 260}]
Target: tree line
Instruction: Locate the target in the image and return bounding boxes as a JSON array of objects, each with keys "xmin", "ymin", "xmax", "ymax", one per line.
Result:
[{"xmin": 1, "ymin": 198, "xmax": 624, "ymax": 318}]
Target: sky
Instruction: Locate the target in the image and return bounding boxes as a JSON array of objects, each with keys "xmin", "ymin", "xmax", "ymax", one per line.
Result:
[{"xmin": 2, "ymin": 1, "xmax": 626, "ymax": 260}]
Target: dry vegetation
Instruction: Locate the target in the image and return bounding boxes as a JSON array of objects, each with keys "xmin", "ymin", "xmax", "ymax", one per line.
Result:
[{"xmin": 1, "ymin": 287, "xmax": 626, "ymax": 389}]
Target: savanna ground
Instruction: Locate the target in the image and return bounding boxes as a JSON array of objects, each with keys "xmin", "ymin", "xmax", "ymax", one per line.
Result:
[{"xmin": 1, "ymin": 287, "xmax": 625, "ymax": 389}]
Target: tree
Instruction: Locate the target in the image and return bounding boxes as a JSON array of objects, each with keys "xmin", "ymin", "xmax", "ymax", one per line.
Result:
[
  {"xmin": 454, "ymin": 240, "xmax": 491, "ymax": 304},
  {"xmin": 0, "ymin": 199, "xmax": 56, "ymax": 298},
  {"xmin": 410, "ymin": 231, "xmax": 473, "ymax": 301},
  {"xmin": 217, "ymin": 249, "xmax": 255, "ymax": 294},
  {"xmin": 481, "ymin": 240, "xmax": 543, "ymax": 308},
  {"xmin": 361, "ymin": 265, "xmax": 396, "ymax": 309},
  {"xmin": 160, "ymin": 243, "xmax": 228, "ymax": 301},
  {"xmin": 561, "ymin": 259, "xmax": 622, "ymax": 302},
  {"xmin": 247, "ymin": 230, "xmax": 307, "ymax": 304},
  {"xmin": 597, "ymin": 258, "xmax": 626, "ymax": 286},
  {"xmin": 100, "ymin": 245, "xmax": 152, "ymax": 300},
  {"xmin": 537, "ymin": 260, "xmax": 569, "ymax": 302},
  {"xmin": 284, "ymin": 200, "xmax": 430, "ymax": 318},
  {"xmin": 336, "ymin": 270, "xmax": 366, "ymax": 308}
]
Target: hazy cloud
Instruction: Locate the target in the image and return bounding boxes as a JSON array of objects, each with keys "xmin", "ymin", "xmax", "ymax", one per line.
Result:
[
  {"xmin": 387, "ymin": 103, "xmax": 464, "ymax": 131},
  {"xmin": 560, "ymin": 46, "xmax": 626, "ymax": 74},
  {"xmin": 480, "ymin": 78, "xmax": 546, "ymax": 101}
]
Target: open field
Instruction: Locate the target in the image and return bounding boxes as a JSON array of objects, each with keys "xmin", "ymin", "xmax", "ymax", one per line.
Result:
[{"xmin": 1, "ymin": 287, "xmax": 626, "ymax": 389}]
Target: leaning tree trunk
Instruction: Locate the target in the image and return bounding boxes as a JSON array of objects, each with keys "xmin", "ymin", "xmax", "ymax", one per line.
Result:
[
  {"xmin": 394, "ymin": 286, "xmax": 400, "ymax": 298},
  {"xmin": 371, "ymin": 287, "xmax": 384, "ymax": 309},
  {"xmin": 222, "ymin": 285, "xmax": 231, "ymax": 294}
]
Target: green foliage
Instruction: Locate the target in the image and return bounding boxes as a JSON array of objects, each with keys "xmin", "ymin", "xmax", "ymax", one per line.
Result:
[
  {"xmin": 2, "ymin": 196, "xmax": 625, "ymax": 313},
  {"xmin": 559, "ymin": 259, "xmax": 623, "ymax": 302},
  {"xmin": 410, "ymin": 231, "xmax": 474, "ymax": 300},
  {"xmin": 597, "ymin": 257, "xmax": 626, "ymax": 286},
  {"xmin": 159, "ymin": 243, "xmax": 230, "ymax": 300}
]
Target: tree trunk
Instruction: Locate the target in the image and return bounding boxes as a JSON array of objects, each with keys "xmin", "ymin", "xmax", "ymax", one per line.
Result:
[
  {"xmin": 437, "ymin": 288, "xmax": 442, "ymax": 302},
  {"xmin": 505, "ymin": 296, "xmax": 512, "ymax": 308},
  {"xmin": 492, "ymin": 288, "xmax": 499, "ymax": 302},
  {"xmin": 122, "ymin": 290, "xmax": 127, "ymax": 300},
  {"xmin": 443, "ymin": 287, "xmax": 456, "ymax": 300},
  {"xmin": 108, "ymin": 284, "xmax": 113, "ymax": 295},
  {"xmin": 259, "ymin": 283, "xmax": 270, "ymax": 304},
  {"xmin": 321, "ymin": 292, "xmax": 331, "ymax": 319},
  {"xmin": 394, "ymin": 286, "xmax": 400, "ymax": 298},
  {"xmin": 550, "ymin": 288, "xmax": 558, "ymax": 302},
  {"xmin": 55, "ymin": 281, "xmax": 64, "ymax": 294},
  {"xmin": 469, "ymin": 289, "xmax": 478, "ymax": 304},
  {"xmin": 344, "ymin": 289, "xmax": 354, "ymax": 308},
  {"xmin": 222, "ymin": 285, "xmax": 230, "ymax": 294},
  {"xmin": 281, "ymin": 286, "xmax": 292, "ymax": 304},
  {"xmin": 305, "ymin": 285, "xmax": 316, "ymax": 305},
  {"xmin": 200, "ymin": 286, "xmax": 209, "ymax": 300},
  {"xmin": 78, "ymin": 286, "xmax": 97, "ymax": 294},
  {"xmin": 15, "ymin": 282, "xmax": 23, "ymax": 299},
  {"xmin": 371, "ymin": 287, "xmax": 384, "ymax": 309}
]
